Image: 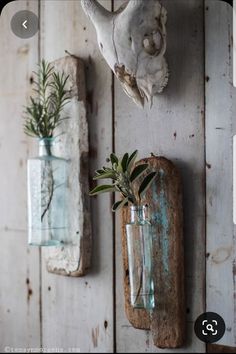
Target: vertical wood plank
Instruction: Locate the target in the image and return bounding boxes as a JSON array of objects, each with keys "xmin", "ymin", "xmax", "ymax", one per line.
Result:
[
  {"xmin": 114, "ymin": 0, "xmax": 205, "ymax": 352},
  {"xmin": 0, "ymin": 0, "xmax": 41, "ymax": 350},
  {"xmin": 40, "ymin": 1, "xmax": 114, "ymax": 352},
  {"xmin": 205, "ymin": 0, "xmax": 236, "ymax": 347}
]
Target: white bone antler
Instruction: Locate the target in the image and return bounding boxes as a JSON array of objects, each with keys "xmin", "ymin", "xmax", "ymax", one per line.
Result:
[{"xmin": 81, "ymin": 0, "xmax": 168, "ymax": 108}]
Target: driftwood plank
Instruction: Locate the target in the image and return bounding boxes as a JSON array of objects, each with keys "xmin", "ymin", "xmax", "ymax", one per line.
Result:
[
  {"xmin": 44, "ymin": 56, "xmax": 92, "ymax": 277},
  {"xmin": 121, "ymin": 156, "xmax": 185, "ymax": 348},
  {"xmin": 148, "ymin": 157, "xmax": 185, "ymax": 349},
  {"xmin": 207, "ymin": 344, "xmax": 236, "ymax": 353}
]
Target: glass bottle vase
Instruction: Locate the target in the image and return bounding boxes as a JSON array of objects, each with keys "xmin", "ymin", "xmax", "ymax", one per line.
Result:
[
  {"xmin": 126, "ymin": 205, "xmax": 155, "ymax": 310},
  {"xmin": 27, "ymin": 138, "xmax": 69, "ymax": 246}
]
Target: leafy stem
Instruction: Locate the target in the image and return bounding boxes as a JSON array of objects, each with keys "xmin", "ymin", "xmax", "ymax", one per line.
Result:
[
  {"xmin": 41, "ymin": 170, "xmax": 54, "ymax": 222},
  {"xmin": 89, "ymin": 151, "xmax": 157, "ymax": 211},
  {"xmin": 23, "ymin": 59, "xmax": 70, "ymax": 138},
  {"xmin": 41, "ymin": 162, "xmax": 55, "ymax": 222}
]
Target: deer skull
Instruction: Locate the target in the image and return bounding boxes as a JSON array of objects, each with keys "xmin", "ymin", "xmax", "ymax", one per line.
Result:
[{"xmin": 81, "ymin": 0, "xmax": 168, "ymax": 108}]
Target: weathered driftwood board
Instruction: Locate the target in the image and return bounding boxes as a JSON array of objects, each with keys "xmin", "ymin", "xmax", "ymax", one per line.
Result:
[
  {"xmin": 207, "ymin": 344, "xmax": 236, "ymax": 353},
  {"xmin": 40, "ymin": 0, "xmax": 114, "ymax": 352},
  {"xmin": 44, "ymin": 56, "xmax": 92, "ymax": 277},
  {"xmin": 0, "ymin": 1, "xmax": 41, "ymax": 350},
  {"xmin": 121, "ymin": 156, "xmax": 185, "ymax": 348},
  {"xmin": 148, "ymin": 157, "xmax": 184, "ymax": 349},
  {"xmin": 115, "ymin": 0, "xmax": 205, "ymax": 352},
  {"xmin": 205, "ymin": 0, "xmax": 236, "ymax": 347}
]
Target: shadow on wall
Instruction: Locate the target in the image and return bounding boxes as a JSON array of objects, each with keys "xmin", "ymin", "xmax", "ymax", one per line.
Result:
[
  {"xmin": 164, "ymin": 0, "xmax": 204, "ymax": 103},
  {"xmin": 85, "ymin": 55, "xmax": 104, "ymax": 276}
]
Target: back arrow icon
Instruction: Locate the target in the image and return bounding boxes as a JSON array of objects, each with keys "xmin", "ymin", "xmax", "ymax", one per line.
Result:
[{"xmin": 22, "ymin": 20, "xmax": 27, "ymax": 29}]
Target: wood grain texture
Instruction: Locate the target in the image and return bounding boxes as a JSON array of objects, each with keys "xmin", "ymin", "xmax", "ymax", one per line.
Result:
[
  {"xmin": 148, "ymin": 157, "xmax": 185, "ymax": 349},
  {"xmin": 115, "ymin": 0, "xmax": 205, "ymax": 352},
  {"xmin": 44, "ymin": 56, "xmax": 92, "ymax": 277},
  {"xmin": 207, "ymin": 344, "xmax": 236, "ymax": 353},
  {"xmin": 0, "ymin": 0, "xmax": 41, "ymax": 350},
  {"xmin": 205, "ymin": 0, "xmax": 236, "ymax": 347},
  {"xmin": 1, "ymin": 0, "xmax": 236, "ymax": 352},
  {"xmin": 40, "ymin": 0, "xmax": 114, "ymax": 352},
  {"xmin": 121, "ymin": 156, "xmax": 185, "ymax": 348}
]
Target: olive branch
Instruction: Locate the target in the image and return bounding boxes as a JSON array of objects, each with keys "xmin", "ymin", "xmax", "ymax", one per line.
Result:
[{"xmin": 89, "ymin": 151, "xmax": 157, "ymax": 211}]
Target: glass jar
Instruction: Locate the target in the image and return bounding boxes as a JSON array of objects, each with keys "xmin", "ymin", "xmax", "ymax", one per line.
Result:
[
  {"xmin": 126, "ymin": 205, "xmax": 155, "ymax": 310},
  {"xmin": 27, "ymin": 138, "xmax": 69, "ymax": 246}
]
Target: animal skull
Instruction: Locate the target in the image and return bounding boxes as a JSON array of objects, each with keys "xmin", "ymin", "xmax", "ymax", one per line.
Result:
[{"xmin": 81, "ymin": 0, "xmax": 168, "ymax": 107}]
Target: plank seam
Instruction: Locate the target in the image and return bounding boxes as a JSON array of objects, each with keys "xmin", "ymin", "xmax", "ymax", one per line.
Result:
[
  {"xmin": 38, "ymin": 0, "xmax": 43, "ymax": 348},
  {"xmin": 203, "ymin": 1, "xmax": 207, "ymax": 352},
  {"xmin": 111, "ymin": 1, "xmax": 117, "ymax": 353}
]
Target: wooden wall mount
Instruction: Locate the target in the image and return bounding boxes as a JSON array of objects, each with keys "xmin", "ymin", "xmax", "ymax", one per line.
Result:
[
  {"xmin": 44, "ymin": 56, "xmax": 92, "ymax": 277},
  {"xmin": 121, "ymin": 156, "xmax": 185, "ymax": 348}
]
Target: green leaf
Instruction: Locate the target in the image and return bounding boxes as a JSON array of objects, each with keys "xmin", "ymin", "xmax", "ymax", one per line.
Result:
[
  {"xmin": 112, "ymin": 197, "xmax": 129, "ymax": 212},
  {"xmin": 93, "ymin": 172, "xmax": 116, "ymax": 180},
  {"xmin": 121, "ymin": 153, "xmax": 129, "ymax": 172},
  {"xmin": 89, "ymin": 184, "xmax": 115, "ymax": 196},
  {"xmin": 127, "ymin": 150, "xmax": 138, "ymax": 172},
  {"xmin": 130, "ymin": 164, "xmax": 148, "ymax": 182},
  {"xmin": 115, "ymin": 185, "xmax": 128, "ymax": 199},
  {"xmin": 117, "ymin": 160, "xmax": 123, "ymax": 173},
  {"xmin": 110, "ymin": 153, "xmax": 118, "ymax": 165},
  {"xmin": 95, "ymin": 169, "xmax": 107, "ymax": 175},
  {"xmin": 112, "ymin": 162, "xmax": 118, "ymax": 170},
  {"xmin": 138, "ymin": 172, "xmax": 157, "ymax": 199}
]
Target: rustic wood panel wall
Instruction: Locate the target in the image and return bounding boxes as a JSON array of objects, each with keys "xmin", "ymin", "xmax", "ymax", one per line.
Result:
[
  {"xmin": 0, "ymin": 0, "xmax": 41, "ymax": 350},
  {"xmin": 114, "ymin": 0, "xmax": 205, "ymax": 352},
  {"xmin": 205, "ymin": 0, "xmax": 236, "ymax": 347},
  {"xmin": 0, "ymin": 0, "xmax": 235, "ymax": 352}
]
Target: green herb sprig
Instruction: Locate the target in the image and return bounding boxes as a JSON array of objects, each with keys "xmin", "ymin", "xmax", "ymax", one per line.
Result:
[
  {"xmin": 90, "ymin": 151, "xmax": 157, "ymax": 211},
  {"xmin": 24, "ymin": 59, "xmax": 70, "ymax": 138}
]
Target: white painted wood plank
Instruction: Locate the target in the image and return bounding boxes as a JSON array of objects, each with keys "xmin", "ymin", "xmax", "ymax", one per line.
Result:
[
  {"xmin": 40, "ymin": 1, "xmax": 114, "ymax": 352},
  {"xmin": 233, "ymin": 136, "xmax": 236, "ymax": 225},
  {"xmin": 0, "ymin": 0, "xmax": 41, "ymax": 350},
  {"xmin": 205, "ymin": 0, "xmax": 236, "ymax": 346},
  {"xmin": 114, "ymin": 0, "xmax": 205, "ymax": 352}
]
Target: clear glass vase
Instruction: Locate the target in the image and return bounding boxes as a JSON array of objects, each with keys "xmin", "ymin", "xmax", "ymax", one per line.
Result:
[
  {"xmin": 27, "ymin": 138, "xmax": 69, "ymax": 246},
  {"xmin": 126, "ymin": 205, "xmax": 155, "ymax": 310}
]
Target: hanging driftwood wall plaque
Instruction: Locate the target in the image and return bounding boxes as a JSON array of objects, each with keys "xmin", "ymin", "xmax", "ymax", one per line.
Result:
[
  {"xmin": 44, "ymin": 56, "xmax": 92, "ymax": 277},
  {"xmin": 121, "ymin": 156, "xmax": 185, "ymax": 348}
]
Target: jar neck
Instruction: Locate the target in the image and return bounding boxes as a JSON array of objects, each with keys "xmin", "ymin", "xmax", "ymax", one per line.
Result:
[
  {"xmin": 130, "ymin": 205, "xmax": 149, "ymax": 224},
  {"xmin": 38, "ymin": 138, "xmax": 55, "ymax": 157}
]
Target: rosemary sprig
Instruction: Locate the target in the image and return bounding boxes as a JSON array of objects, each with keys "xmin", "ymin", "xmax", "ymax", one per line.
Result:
[{"xmin": 23, "ymin": 59, "xmax": 70, "ymax": 138}]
